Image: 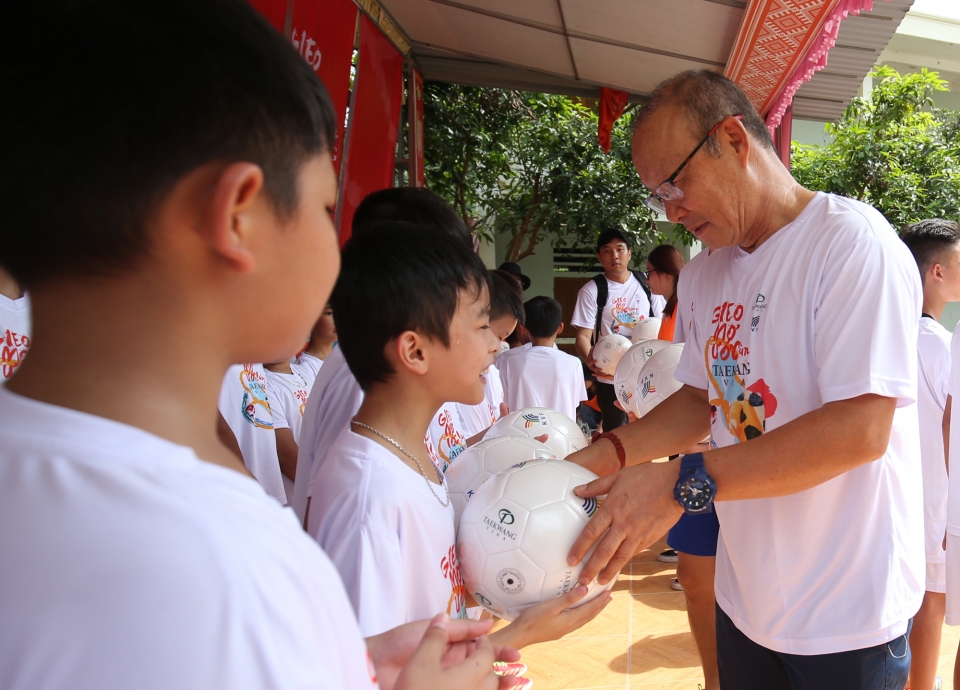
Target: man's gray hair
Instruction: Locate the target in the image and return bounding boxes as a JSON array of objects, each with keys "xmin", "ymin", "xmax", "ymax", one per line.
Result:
[{"xmin": 634, "ymin": 70, "xmax": 775, "ymax": 156}]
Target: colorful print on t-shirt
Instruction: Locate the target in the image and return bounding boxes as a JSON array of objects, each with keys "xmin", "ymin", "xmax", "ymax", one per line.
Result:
[
  {"xmin": 705, "ymin": 300, "xmax": 778, "ymax": 443},
  {"xmin": 239, "ymin": 364, "xmax": 273, "ymax": 429},
  {"xmin": 608, "ymin": 296, "xmax": 640, "ymax": 335},
  {"xmin": 435, "ymin": 407, "xmax": 466, "ymax": 472},
  {"xmin": 1, "ymin": 328, "xmax": 29, "ymax": 379},
  {"xmin": 441, "ymin": 544, "xmax": 468, "ymax": 619}
]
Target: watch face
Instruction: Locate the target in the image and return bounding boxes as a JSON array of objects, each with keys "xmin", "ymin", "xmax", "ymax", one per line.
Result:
[{"xmin": 679, "ymin": 478, "xmax": 714, "ymax": 512}]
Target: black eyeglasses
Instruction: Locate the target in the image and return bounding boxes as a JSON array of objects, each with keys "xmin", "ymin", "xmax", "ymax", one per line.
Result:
[{"xmin": 643, "ymin": 114, "xmax": 744, "ymax": 214}]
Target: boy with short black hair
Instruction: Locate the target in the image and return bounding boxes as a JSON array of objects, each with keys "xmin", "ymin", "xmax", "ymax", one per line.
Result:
[
  {"xmin": 310, "ymin": 224, "xmax": 608, "ymax": 645},
  {"xmin": 499, "ymin": 296, "xmax": 587, "ymax": 421},
  {"xmin": 458, "ymin": 270, "xmax": 525, "ymax": 437},
  {"xmin": 903, "ymin": 219, "xmax": 960, "ymax": 690},
  {"xmin": 0, "ymin": 2, "xmax": 511, "ymax": 687}
]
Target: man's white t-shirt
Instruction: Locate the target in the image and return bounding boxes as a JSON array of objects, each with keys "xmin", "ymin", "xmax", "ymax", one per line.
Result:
[
  {"xmin": 918, "ymin": 316, "xmax": 951, "ymax": 567},
  {"xmin": 426, "ymin": 402, "xmax": 468, "ymax": 474},
  {"xmin": 571, "ymin": 276, "xmax": 665, "ymax": 382},
  {"xmin": 218, "ymin": 364, "xmax": 285, "ymax": 503},
  {"xmin": 293, "ymin": 346, "xmax": 364, "ymax": 524},
  {"xmin": 308, "ymin": 427, "xmax": 467, "ymax": 637},
  {"xmin": 458, "ymin": 364, "xmax": 504, "ymax": 438},
  {"xmin": 0, "ymin": 292, "xmax": 31, "ymax": 380},
  {"xmin": 0, "ymin": 388, "xmax": 377, "ymax": 690},
  {"xmin": 499, "ymin": 346, "xmax": 588, "ymax": 421},
  {"xmin": 674, "ymin": 193, "xmax": 924, "ymax": 655},
  {"xmin": 673, "ymin": 249, "xmax": 711, "ymax": 347}
]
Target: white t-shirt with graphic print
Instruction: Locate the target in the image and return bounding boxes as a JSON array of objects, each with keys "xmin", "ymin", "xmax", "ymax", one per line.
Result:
[
  {"xmin": 264, "ymin": 369, "xmax": 311, "ymax": 442},
  {"xmin": 218, "ymin": 364, "xmax": 285, "ymax": 503},
  {"xmin": 946, "ymin": 327, "xmax": 960, "ymax": 537},
  {"xmin": 917, "ymin": 316, "xmax": 951, "ymax": 567},
  {"xmin": 426, "ymin": 402, "xmax": 469, "ymax": 474},
  {"xmin": 0, "ymin": 388, "xmax": 377, "ymax": 690},
  {"xmin": 308, "ymin": 427, "xmax": 466, "ymax": 637},
  {"xmin": 458, "ymin": 364, "xmax": 504, "ymax": 438},
  {"xmin": 674, "ymin": 192, "xmax": 924, "ymax": 655},
  {"xmin": 0, "ymin": 292, "xmax": 31, "ymax": 381},
  {"xmin": 571, "ymin": 276, "xmax": 665, "ymax": 382},
  {"xmin": 673, "ymin": 249, "xmax": 711, "ymax": 346}
]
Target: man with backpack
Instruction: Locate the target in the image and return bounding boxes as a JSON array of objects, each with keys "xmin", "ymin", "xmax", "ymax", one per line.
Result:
[{"xmin": 572, "ymin": 229, "xmax": 665, "ymax": 431}]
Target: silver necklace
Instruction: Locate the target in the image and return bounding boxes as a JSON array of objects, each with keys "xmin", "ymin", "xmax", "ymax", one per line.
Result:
[{"xmin": 351, "ymin": 420, "xmax": 450, "ymax": 507}]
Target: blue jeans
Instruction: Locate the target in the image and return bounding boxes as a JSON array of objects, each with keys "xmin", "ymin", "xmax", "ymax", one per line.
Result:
[{"xmin": 716, "ymin": 604, "xmax": 912, "ymax": 690}]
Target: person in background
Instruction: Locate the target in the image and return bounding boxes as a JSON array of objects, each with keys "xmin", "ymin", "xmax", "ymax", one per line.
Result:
[
  {"xmin": 496, "ymin": 262, "xmax": 530, "ymax": 293},
  {"xmin": 902, "ymin": 219, "xmax": 960, "ymax": 690},
  {"xmin": 646, "ymin": 245, "xmax": 685, "ymax": 342},
  {"xmin": 264, "ymin": 357, "xmax": 313, "ymax": 501},
  {"xmin": 295, "ymin": 303, "xmax": 336, "ymax": 379}
]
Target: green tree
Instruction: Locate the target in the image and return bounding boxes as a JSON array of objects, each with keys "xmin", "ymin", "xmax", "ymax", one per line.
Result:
[
  {"xmin": 423, "ymin": 85, "xmax": 664, "ymax": 261},
  {"xmin": 791, "ymin": 66, "xmax": 960, "ymax": 229}
]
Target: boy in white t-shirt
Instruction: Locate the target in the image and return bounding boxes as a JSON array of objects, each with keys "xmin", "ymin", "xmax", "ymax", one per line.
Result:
[
  {"xmin": 458, "ymin": 270, "xmax": 524, "ymax": 438},
  {"xmin": 901, "ymin": 220, "xmax": 960, "ymax": 690},
  {"xmin": 499, "ymin": 297, "xmax": 587, "ymax": 421},
  {"xmin": 0, "ymin": 3, "xmax": 517, "ymax": 688},
  {"xmin": 0, "ymin": 265, "xmax": 30, "ymax": 381},
  {"xmin": 264, "ymin": 358, "xmax": 312, "ymax": 501},
  {"xmin": 310, "ymin": 224, "xmax": 610, "ymax": 645}
]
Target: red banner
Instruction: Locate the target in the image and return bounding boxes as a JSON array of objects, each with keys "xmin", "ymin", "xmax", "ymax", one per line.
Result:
[
  {"xmin": 290, "ymin": 0, "xmax": 356, "ymax": 174},
  {"xmin": 337, "ymin": 14, "xmax": 404, "ymax": 245},
  {"xmin": 248, "ymin": 0, "xmax": 287, "ymax": 33},
  {"xmin": 409, "ymin": 69, "xmax": 426, "ymax": 187}
]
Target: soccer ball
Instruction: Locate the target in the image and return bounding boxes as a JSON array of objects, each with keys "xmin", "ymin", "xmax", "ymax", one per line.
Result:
[
  {"xmin": 613, "ymin": 340, "xmax": 672, "ymax": 416},
  {"xmin": 483, "ymin": 408, "xmax": 588, "ymax": 459},
  {"xmin": 457, "ymin": 458, "xmax": 617, "ymax": 621},
  {"xmin": 637, "ymin": 343, "xmax": 684, "ymax": 416},
  {"xmin": 446, "ymin": 435, "xmax": 558, "ymax": 526},
  {"xmin": 630, "ymin": 317, "xmax": 662, "ymax": 344},
  {"xmin": 592, "ymin": 334, "xmax": 632, "ymax": 376}
]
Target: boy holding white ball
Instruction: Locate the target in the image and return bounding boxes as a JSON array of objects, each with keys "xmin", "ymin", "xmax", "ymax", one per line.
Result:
[{"xmin": 309, "ymin": 224, "xmax": 609, "ymax": 649}]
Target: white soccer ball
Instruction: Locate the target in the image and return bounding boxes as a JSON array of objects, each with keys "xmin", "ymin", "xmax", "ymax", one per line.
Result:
[
  {"xmin": 446, "ymin": 436, "xmax": 558, "ymax": 527},
  {"xmin": 612, "ymin": 340, "xmax": 672, "ymax": 416},
  {"xmin": 457, "ymin": 458, "xmax": 617, "ymax": 621},
  {"xmin": 591, "ymin": 334, "xmax": 632, "ymax": 377},
  {"xmin": 483, "ymin": 407, "xmax": 588, "ymax": 459},
  {"xmin": 637, "ymin": 343, "xmax": 684, "ymax": 416},
  {"xmin": 630, "ymin": 317, "xmax": 662, "ymax": 344}
]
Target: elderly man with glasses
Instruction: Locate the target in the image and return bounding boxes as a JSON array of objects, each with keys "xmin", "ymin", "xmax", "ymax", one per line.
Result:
[{"xmin": 566, "ymin": 70, "xmax": 924, "ymax": 690}]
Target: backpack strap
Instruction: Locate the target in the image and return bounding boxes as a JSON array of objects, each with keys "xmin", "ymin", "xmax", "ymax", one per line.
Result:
[
  {"xmin": 591, "ymin": 274, "xmax": 607, "ymax": 346},
  {"xmin": 631, "ymin": 270, "xmax": 655, "ymax": 318}
]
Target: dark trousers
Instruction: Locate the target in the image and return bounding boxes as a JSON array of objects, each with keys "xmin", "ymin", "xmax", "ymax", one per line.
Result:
[
  {"xmin": 716, "ymin": 604, "xmax": 912, "ymax": 690},
  {"xmin": 595, "ymin": 381, "xmax": 628, "ymax": 432}
]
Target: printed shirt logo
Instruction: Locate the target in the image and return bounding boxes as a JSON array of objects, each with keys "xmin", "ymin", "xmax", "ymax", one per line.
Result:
[
  {"xmin": 435, "ymin": 408, "xmax": 466, "ymax": 473},
  {"xmin": 608, "ymin": 296, "xmax": 642, "ymax": 335},
  {"xmin": 704, "ymin": 301, "xmax": 778, "ymax": 444},
  {"xmin": 240, "ymin": 365, "xmax": 273, "ymax": 429},
  {"xmin": 1, "ymin": 328, "xmax": 29, "ymax": 379},
  {"xmin": 440, "ymin": 544, "xmax": 467, "ymax": 619}
]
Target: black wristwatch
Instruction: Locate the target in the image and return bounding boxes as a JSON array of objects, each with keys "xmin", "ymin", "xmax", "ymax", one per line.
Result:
[{"xmin": 673, "ymin": 452, "xmax": 716, "ymax": 514}]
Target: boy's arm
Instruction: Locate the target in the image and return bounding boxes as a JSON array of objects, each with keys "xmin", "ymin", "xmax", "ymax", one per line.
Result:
[
  {"xmin": 574, "ymin": 327, "xmax": 599, "ymax": 374},
  {"xmin": 274, "ymin": 427, "xmax": 298, "ymax": 481}
]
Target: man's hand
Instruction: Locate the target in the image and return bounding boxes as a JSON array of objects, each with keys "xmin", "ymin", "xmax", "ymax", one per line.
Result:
[
  {"xmin": 368, "ymin": 615, "xmax": 522, "ymax": 690},
  {"xmin": 567, "ymin": 459, "xmax": 684, "ymax": 586}
]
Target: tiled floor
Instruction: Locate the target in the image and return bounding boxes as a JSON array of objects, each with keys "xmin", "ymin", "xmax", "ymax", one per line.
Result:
[{"xmin": 500, "ymin": 536, "xmax": 960, "ymax": 690}]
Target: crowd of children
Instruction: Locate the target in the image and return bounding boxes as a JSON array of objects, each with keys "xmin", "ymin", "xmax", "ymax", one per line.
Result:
[{"xmin": 6, "ymin": 2, "xmax": 960, "ymax": 690}]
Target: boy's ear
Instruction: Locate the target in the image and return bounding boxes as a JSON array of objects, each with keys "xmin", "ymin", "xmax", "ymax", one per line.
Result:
[
  {"xmin": 201, "ymin": 162, "xmax": 267, "ymax": 273},
  {"xmin": 557, "ymin": 322, "xmax": 565, "ymax": 336},
  {"xmin": 390, "ymin": 331, "xmax": 429, "ymax": 377}
]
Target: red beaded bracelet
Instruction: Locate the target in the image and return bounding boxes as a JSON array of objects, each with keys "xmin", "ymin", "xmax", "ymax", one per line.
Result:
[{"xmin": 595, "ymin": 431, "xmax": 626, "ymax": 470}]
